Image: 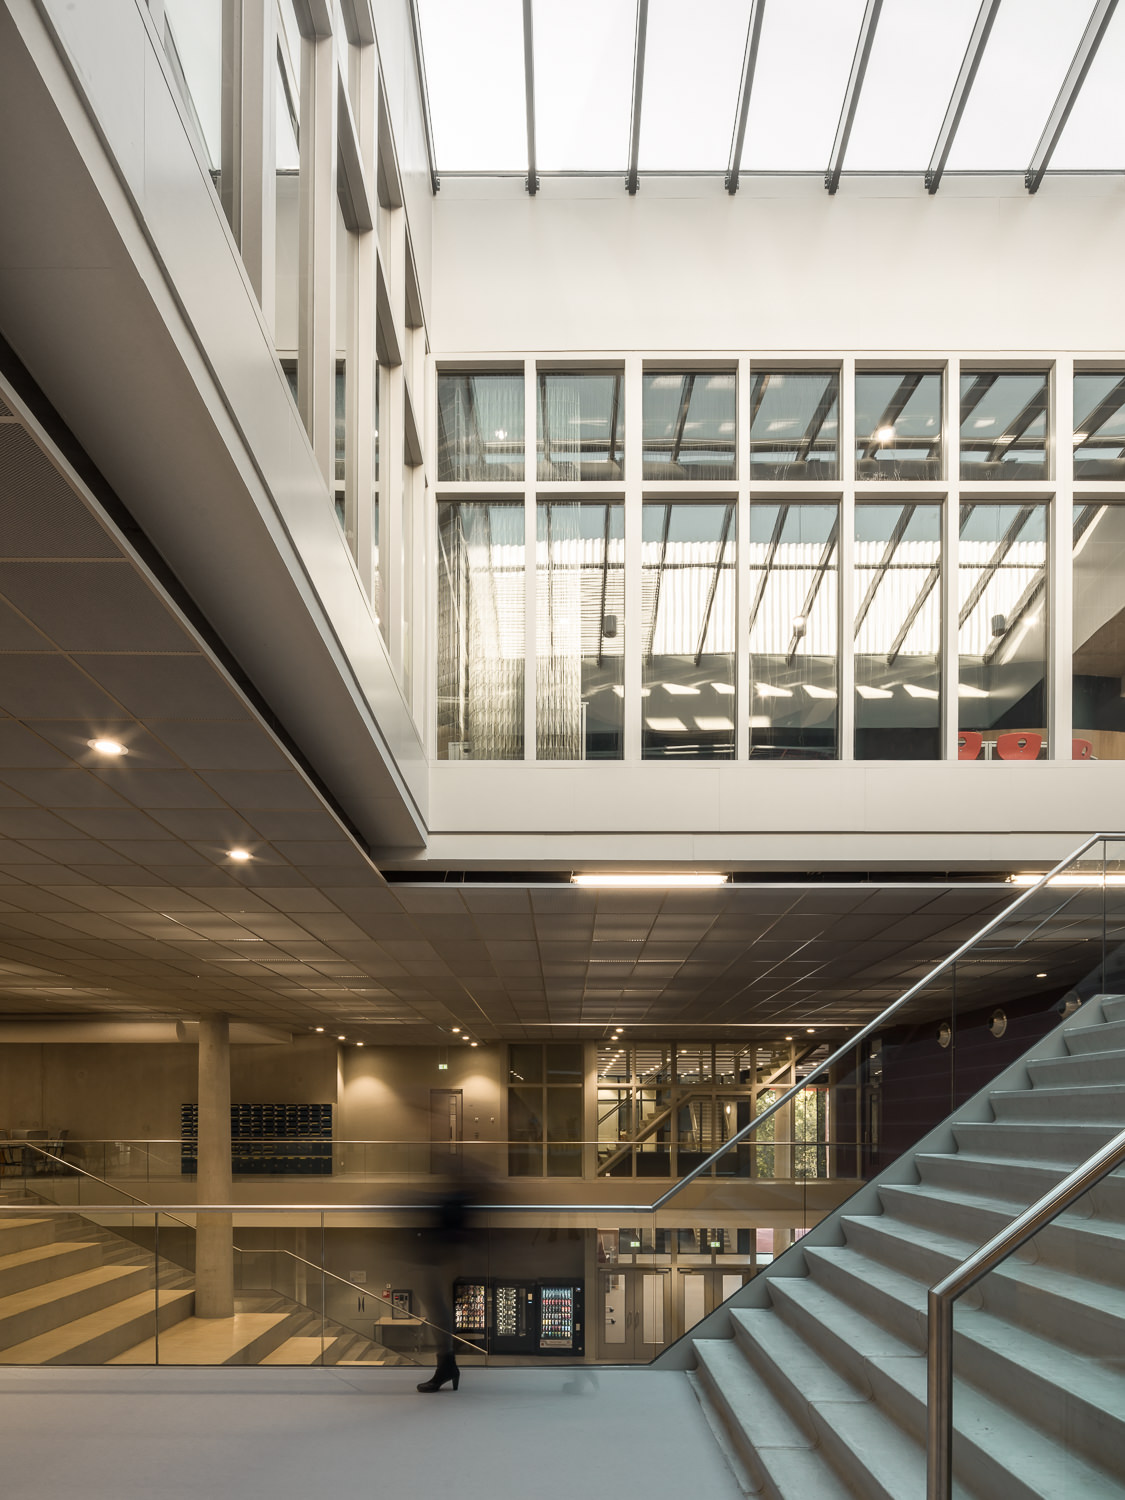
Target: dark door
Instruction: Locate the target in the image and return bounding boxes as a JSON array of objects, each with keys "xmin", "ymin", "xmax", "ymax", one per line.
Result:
[{"xmin": 430, "ymin": 1088, "xmax": 463, "ymax": 1174}]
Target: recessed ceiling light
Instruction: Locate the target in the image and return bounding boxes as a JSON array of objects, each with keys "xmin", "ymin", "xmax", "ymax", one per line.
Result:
[
  {"xmin": 337, "ymin": 1034, "xmax": 346, "ymax": 1041},
  {"xmin": 807, "ymin": 1028, "xmax": 816, "ymax": 1034},
  {"xmin": 356, "ymin": 1041, "xmax": 364, "ymax": 1047},
  {"xmin": 452, "ymin": 1026, "xmax": 461, "ymax": 1034},
  {"xmin": 785, "ymin": 1035, "xmax": 793, "ymax": 1041},
  {"xmin": 1036, "ymin": 972, "xmax": 1047, "ymax": 979},
  {"xmin": 314, "ymin": 1026, "xmax": 324, "ymax": 1033},
  {"xmin": 88, "ymin": 738, "xmax": 127, "ymax": 755},
  {"xmin": 228, "ymin": 848, "xmax": 252, "ymax": 861},
  {"xmin": 462, "ymin": 1035, "xmax": 470, "ymax": 1041},
  {"xmin": 470, "ymin": 1041, "xmax": 478, "ymax": 1048},
  {"xmin": 572, "ymin": 873, "xmax": 728, "ymax": 889}
]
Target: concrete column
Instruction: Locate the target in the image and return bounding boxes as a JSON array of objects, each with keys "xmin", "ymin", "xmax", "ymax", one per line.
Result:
[{"xmin": 195, "ymin": 1015, "xmax": 234, "ymax": 1318}]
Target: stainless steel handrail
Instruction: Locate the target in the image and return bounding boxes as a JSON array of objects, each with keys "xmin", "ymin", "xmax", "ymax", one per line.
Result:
[{"xmin": 926, "ymin": 1122, "xmax": 1125, "ymax": 1500}]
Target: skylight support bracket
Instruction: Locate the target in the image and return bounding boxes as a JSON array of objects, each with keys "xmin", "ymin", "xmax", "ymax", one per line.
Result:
[
  {"xmin": 824, "ymin": 0, "xmax": 883, "ymax": 195},
  {"xmin": 522, "ymin": 0, "xmax": 539, "ymax": 195},
  {"xmin": 626, "ymin": 0, "xmax": 649, "ymax": 195},
  {"xmin": 925, "ymin": 0, "xmax": 1001, "ymax": 194},
  {"xmin": 1025, "ymin": 0, "xmax": 1118, "ymax": 194},
  {"xmin": 726, "ymin": 0, "xmax": 765, "ymax": 195}
]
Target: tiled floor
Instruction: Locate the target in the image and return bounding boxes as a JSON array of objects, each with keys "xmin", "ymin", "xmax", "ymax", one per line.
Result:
[{"xmin": 0, "ymin": 1364, "xmax": 742, "ymax": 1499}]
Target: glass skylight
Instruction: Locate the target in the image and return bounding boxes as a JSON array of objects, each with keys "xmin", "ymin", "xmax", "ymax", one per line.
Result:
[
  {"xmin": 1050, "ymin": 4, "xmax": 1125, "ymax": 170},
  {"xmin": 638, "ymin": 0, "xmax": 751, "ymax": 171},
  {"xmin": 533, "ymin": 0, "xmax": 635, "ymax": 170},
  {"xmin": 416, "ymin": 0, "xmax": 527, "ymax": 171}
]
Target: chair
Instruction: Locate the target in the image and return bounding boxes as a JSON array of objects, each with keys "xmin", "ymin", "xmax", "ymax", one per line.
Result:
[
  {"xmin": 996, "ymin": 732, "xmax": 1043, "ymax": 761},
  {"xmin": 957, "ymin": 731, "xmax": 983, "ymax": 761},
  {"xmin": 1073, "ymin": 738, "xmax": 1094, "ymax": 760}
]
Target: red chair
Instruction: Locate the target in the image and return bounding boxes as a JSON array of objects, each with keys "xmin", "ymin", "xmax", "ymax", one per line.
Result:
[
  {"xmin": 996, "ymin": 732, "xmax": 1042, "ymax": 761},
  {"xmin": 957, "ymin": 731, "xmax": 983, "ymax": 761},
  {"xmin": 1073, "ymin": 738, "xmax": 1094, "ymax": 760}
]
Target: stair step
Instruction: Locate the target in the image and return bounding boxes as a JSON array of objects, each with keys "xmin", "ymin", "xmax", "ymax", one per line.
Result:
[
  {"xmin": 691, "ymin": 1338, "xmax": 855, "ymax": 1500},
  {"xmin": 0, "ymin": 1240, "xmax": 102, "ymax": 1298},
  {"xmin": 110, "ymin": 1311, "xmax": 294, "ymax": 1366},
  {"xmin": 0, "ymin": 1264, "xmax": 150, "ymax": 1349},
  {"xmin": 878, "ymin": 1182, "xmax": 1125, "ymax": 1283},
  {"xmin": 1027, "ymin": 1048, "xmax": 1125, "ymax": 1088},
  {"xmin": 1065, "ymin": 1018, "xmax": 1125, "ymax": 1055},
  {"xmin": 260, "ymin": 1336, "xmax": 331, "ymax": 1365},
  {"xmin": 0, "ymin": 1288, "xmax": 194, "ymax": 1364},
  {"xmin": 0, "ymin": 1218, "xmax": 55, "ymax": 1255},
  {"xmin": 951, "ymin": 1120, "xmax": 1123, "ymax": 1165},
  {"xmin": 1097, "ymin": 996, "xmax": 1125, "ymax": 1023},
  {"xmin": 988, "ymin": 1083, "xmax": 1125, "ymax": 1124}
]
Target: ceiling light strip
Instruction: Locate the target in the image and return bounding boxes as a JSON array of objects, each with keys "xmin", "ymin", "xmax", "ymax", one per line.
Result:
[{"xmin": 571, "ymin": 873, "xmax": 729, "ymax": 889}]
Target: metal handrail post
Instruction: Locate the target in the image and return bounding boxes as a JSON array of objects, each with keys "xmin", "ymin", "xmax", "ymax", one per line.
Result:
[{"xmin": 926, "ymin": 1122, "xmax": 1125, "ymax": 1498}]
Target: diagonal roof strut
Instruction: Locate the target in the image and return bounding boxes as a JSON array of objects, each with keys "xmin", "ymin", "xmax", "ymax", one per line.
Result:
[{"xmin": 825, "ymin": 0, "xmax": 883, "ymax": 195}]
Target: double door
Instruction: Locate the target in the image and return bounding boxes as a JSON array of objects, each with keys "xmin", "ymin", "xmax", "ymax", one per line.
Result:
[
  {"xmin": 680, "ymin": 1269, "xmax": 751, "ymax": 1337},
  {"xmin": 596, "ymin": 1268, "xmax": 669, "ymax": 1362}
]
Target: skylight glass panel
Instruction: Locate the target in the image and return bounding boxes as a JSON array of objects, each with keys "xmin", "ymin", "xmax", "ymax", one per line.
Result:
[
  {"xmin": 945, "ymin": 0, "xmax": 1096, "ymax": 170},
  {"xmin": 533, "ymin": 0, "xmax": 635, "ymax": 170},
  {"xmin": 845, "ymin": 0, "xmax": 981, "ymax": 171},
  {"xmin": 417, "ymin": 0, "xmax": 527, "ymax": 171},
  {"xmin": 1050, "ymin": 5, "xmax": 1125, "ymax": 170},
  {"xmin": 742, "ymin": 0, "xmax": 868, "ymax": 170},
  {"xmin": 638, "ymin": 0, "xmax": 751, "ymax": 170}
]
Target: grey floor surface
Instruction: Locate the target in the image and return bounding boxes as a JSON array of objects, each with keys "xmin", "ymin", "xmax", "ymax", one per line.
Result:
[{"xmin": 0, "ymin": 1364, "xmax": 742, "ymax": 1499}]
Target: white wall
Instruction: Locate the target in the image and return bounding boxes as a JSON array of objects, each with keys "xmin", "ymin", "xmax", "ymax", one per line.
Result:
[{"xmin": 431, "ymin": 174, "xmax": 1125, "ymax": 356}]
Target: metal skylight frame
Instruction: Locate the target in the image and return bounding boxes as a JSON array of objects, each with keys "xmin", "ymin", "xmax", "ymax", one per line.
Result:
[
  {"xmin": 522, "ymin": 0, "xmax": 538, "ymax": 194},
  {"xmin": 1025, "ymin": 0, "xmax": 1119, "ymax": 194},
  {"xmin": 626, "ymin": 0, "xmax": 650, "ymax": 196},
  {"xmin": 824, "ymin": 0, "xmax": 882, "ymax": 195},
  {"xmin": 725, "ymin": 0, "xmax": 766, "ymax": 195},
  {"xmin": 925, "ymin": 0, "xmax": 1002, "ymax": 194}
]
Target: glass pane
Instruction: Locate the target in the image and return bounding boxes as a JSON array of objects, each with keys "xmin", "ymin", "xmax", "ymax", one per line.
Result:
[
  {"xmin": 855, "ymin": 503, "xmax": 942, "ymax": 760},
  {"xmin": 742, "ymin": 0, "xmax": 868, "ymax": 169},
  {"xmin": 638, "ymin": 1, "xmax": 753, "ymax": 170},
  {"xmin": 748, "ymin": 503, "xmax": 838, "ymax": 761},
  {"xmin": 537, "ymin": 372, "xmax": 624, "ymax": 482},
  {"xmin": 507, "ymin": 1086, "xmax": 543, "ymax": 1177},
  {"xmin": 274, "ymin": 5, "xmax": 301, "ymax": 360},
  {"xmin": 436, "ymin": 501, "xmax": 525, "ymax": 760},
  {"xmin": 946, "ymin": 0, "xmax": 1096, "ymax": 170},
  {"xmin": 642, "ymin": 373, "xmax": 736, "ymax": 481},
  {"xmin": 1052, "ymin": 6, "xmax": 1125, "ymax": 169},
  {"xmin": 749, "ymin": 372, "xmax": 839, "ymax": 480},
  {"xmin": 1073, "ymin": 373, "xmax": 1125, "ymax": 480},
  {"xmin": 536, "ymin": 502, "xmax": 625, "ymax": 761},
  {"xmin": 845, "ymin": 0, "xmax": 983, "ymax": 170},
  {"xmin": 415, "ymin": 0, "xmax": 527, "ymax": 170},
  {"xmin": 641, "ymin": 503, "xmax": 736, "ymax": 760},
  {"xmin": 509, "ymin": 1044, "xmax": 542, "ymax": 1085},
  {"xmin": 855, "ymin": 372, "xmax": 943, "ymax": 480},
  {"xmin": 545, "ymin": 1044, "xmax": 584, "ymax": 1084},
  {"xmin": 533, "ymin": 0, "xmax": 634, "ymax": 170},
  {"xmin": 546, "ymin": 1089, "xmax": 582, "ymax": 1176},
  {"xmin": 1073, "ymin": 503, "xmax": 1125, "ymax": 761},
  {"xmin": 438, "ymin": 373, "xmax": 525, "ymax": 482},
  {"xmin": 164, "ymin": 0, "xmax": 222, "ymax": 169},
  {"xmin": 960, "ymin": 373, "xmax": 1049, "ymax": 481},
  {"xmin": 958, "ymin": 503, "xmax": 1048, "ymax": 757}
]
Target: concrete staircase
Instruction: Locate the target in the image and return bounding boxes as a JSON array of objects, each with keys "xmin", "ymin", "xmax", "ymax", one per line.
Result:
[
  {"xmin": 0, "ymin": 1196, "xmax": 399, "ymax": 1367},
  {"xmin": 684, "ymin": 995, "xmax": 1125, "ymax": 1499}
]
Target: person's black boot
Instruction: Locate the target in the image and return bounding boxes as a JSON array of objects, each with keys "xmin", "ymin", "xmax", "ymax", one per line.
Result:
[{"xmin": 416, "ymin": 1354, "xmax": 460, "ymax": 1392}]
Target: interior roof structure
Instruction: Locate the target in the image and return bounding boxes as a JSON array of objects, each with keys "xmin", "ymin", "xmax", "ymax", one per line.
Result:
[
  {"xmin": 413, "ymin": 0, "xmax": 1124, "ymax": 193},
  {"xmin": 0, "ymin": 366, "xmax": 1080, "ymax": 1047}
]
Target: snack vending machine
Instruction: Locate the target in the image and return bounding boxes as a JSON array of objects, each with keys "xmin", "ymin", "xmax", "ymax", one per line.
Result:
[
  {"xmin": 452, "ymin": 1278, "xmax": 488, "ymax": 1351},
  {"xmin": 489, "ymin": 1279, "xmax": 537, "ymax": 1355},
  {"xmin": 536, "ymin": 1280, "xmax": 584, "ymax": 1356}
]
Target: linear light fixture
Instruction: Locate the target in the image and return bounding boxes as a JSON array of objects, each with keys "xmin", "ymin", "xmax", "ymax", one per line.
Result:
[
  {"xmin": 572, "ymin": 873, "xmax": 729, "ymax": 889},
  {"xmin": 1009, "ymin": 873, "xmax": 1125, "ymax": 887}
]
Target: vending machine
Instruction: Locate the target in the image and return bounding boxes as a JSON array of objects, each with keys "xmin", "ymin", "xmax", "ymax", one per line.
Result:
[
  {"xmin": 489, "ymin": 1279, "xmax": 537, "ymax": 1355},
  {"xmin": 536, "ymin": 1280, "xmax": 584, "ymax": 1356},
  {"xmin": 452, "ymin": 1278, "xmax": 488, "ymax": 1351}
]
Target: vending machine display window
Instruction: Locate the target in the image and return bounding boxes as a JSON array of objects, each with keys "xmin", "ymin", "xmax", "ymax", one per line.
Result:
[
  {"xmin": 536, "ymin": 1280, "xmax": 584, "ymax": 1356},
  {"xmin": 452, "ymin": 1279, "xmax": 488, "ymax": 1349}
]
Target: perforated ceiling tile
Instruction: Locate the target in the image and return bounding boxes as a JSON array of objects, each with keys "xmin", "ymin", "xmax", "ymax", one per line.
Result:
[
  {"xmin": 59, "ymin": 807, "xmax": 172, "ymax": 839},
  {"xmin": 72, "ymin": 655, "xmax": 241, "ymax": 720},
  {"xmin": 0, "ymin": 598, "xmax": 51, "ymax": 651},
  {"xmin": 0, "ymin": 427, "xmax": 120, "ymax": 559},
  {"xmin": 0, "ymin": 721, "xmax": 71, "ymax": 769},
  {"xmin": 0, "ymin": 656, "xmax": 122, "ymax": 719},
  {"xmin": 0, "ymin": 562, "xmax": 195, "ymax": 653},
  {"xmin": 32, "ymin": 722, "xmax": 181, "ymax": 769},
  {"xmin": 93, "ymin": 769, "xmax": 224, "ymax": 810},
  {"xmin": 144, "ymin": 719, "xmax": 293, "ymax": 771},
  {"xmin": 1, "ymin": 769, "xmax": 128, "ymax": 807},
  {"xmin": 198, "ymin": 771, "xmax": 323, "ymax": 810}
]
